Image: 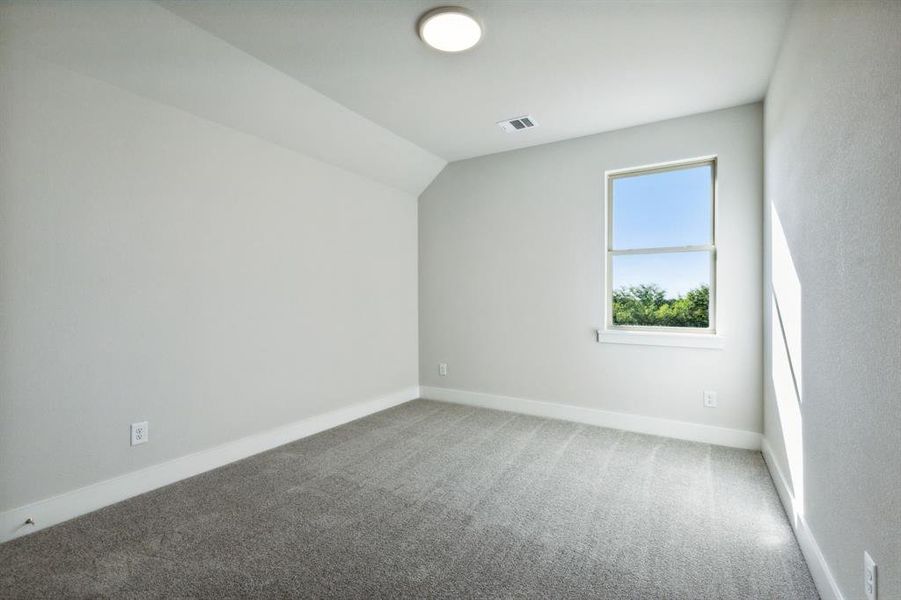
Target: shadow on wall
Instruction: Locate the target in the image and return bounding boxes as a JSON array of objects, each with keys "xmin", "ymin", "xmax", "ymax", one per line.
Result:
[{"xmin": 770, "ymin": 202, "xmax": 804, "ymax": 520}]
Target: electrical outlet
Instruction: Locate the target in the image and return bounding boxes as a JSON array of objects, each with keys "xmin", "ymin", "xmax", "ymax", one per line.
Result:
[
  {"xmin": 703, "ymin": 391, "xmax": 718, "ymax": 408},
  {"xmin": 865, "ymin": 551, "xmax": 877, "ymax": 600},
  {"xmin": 439, "ymin": 363, "xmax": 448, "ymax": 376},
  {"xmin": 131, "ymin": 421, "xmax": 149, "ymax": 446}
]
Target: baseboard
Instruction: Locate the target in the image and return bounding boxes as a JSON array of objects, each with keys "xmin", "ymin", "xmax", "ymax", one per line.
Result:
[
  {"xmin": 420, "ymin": 386, "xmax": 762, "ymax": 450},
  {"xmin": 761, "ymin": 438, "xmax": 845, "ymax": 600},
  {"xmin": 0, "ymin": 387, "xmax": 419, "ymax": 544}
]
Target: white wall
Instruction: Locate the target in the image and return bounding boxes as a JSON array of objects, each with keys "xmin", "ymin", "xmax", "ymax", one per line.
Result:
[
  {"xmin": 0, "ymin": 6, "xmax": 425, "ymax": 521},
  {"xmin": 419, "ymin": 104, "xmax": 763, "ymax": 438},
  {"xmin": 763, "ymin": 1, "xmax": 901, "ymax": 597}
]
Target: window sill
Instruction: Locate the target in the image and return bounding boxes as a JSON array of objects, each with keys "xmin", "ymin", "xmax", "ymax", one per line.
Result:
[{"xmin": 596, "ymin": 329, "xmax": 724, "ymax": 350}]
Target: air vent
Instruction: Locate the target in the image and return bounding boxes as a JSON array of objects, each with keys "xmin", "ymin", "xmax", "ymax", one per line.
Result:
[{"xmin": 497, "ymin": 115, "xmax": 538, "ymax": 132}]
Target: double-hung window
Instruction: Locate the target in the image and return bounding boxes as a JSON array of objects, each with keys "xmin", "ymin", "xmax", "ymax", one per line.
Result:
[{"xmin": 603, "ymin": 157, "xmax": 717, "ymax": 342}]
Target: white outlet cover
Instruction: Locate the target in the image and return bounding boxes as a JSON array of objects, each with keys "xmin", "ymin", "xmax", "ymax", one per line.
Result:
[
  {"xmin": 703, "ymin": 391, "xmax": 718, "ymax": 407},
  {"xmin": 131, "ymin": 421, "xmax": 149, "ymax": 446},
  {"xmin": 439, "ymin": 363, "xmax": 448, "ymax": 376},
  {"xmin": 865, "ymin": 551, "xmax": 877, "ymax": 600}
]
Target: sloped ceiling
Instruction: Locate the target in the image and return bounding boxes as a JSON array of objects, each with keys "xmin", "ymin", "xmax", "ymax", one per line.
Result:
[
  {"xmin": 162, "ymin": 0, "xmax": 792, "ymax": 161},
  {"xmin": 1, "ymin": 1, "xmax": 445, "ymax": 195},
  {"xmin": 3, "ymin": 1, "xmax": 791, "ymax": 192}
]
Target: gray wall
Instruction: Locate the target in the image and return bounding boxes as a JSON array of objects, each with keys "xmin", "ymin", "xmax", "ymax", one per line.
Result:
[
  {"xmin": 420, "ymin": 104, "xmax": 763, "ymax": 435},
  {"xmin": 0, "ymin": 52, "xmax": 419, "ymax": 511},
  {"xmin": 763, "ymin": 1, "xmax": 901, "ymax": 597}
]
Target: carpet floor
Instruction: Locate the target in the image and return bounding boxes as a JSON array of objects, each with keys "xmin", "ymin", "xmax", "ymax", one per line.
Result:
[{"xmin": 0, "ymin": 400, "xmax": 817, "ymax": 599}]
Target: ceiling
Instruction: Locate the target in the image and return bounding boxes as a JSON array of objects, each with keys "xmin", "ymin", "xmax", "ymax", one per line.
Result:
[
  {"xmin": 161, "ymin": 0, "xmax": 791, "ymax": 162},
  {"xmin": 4, "ymin": 0, "xmax": 445, "ymax": 195}
]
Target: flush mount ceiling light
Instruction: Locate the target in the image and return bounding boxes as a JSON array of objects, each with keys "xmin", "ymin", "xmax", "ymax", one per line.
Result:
[{"xmin": 418, "ymin": 7, "xmax": 482, "ymax": 52}]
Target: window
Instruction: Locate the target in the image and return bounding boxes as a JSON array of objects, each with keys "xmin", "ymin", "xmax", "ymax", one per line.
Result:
[{"xmin": 604, "ymin": 157, "xmax": 716, "ymax": 339}]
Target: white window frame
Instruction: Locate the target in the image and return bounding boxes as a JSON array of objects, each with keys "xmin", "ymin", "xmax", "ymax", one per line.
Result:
[{"xmin": 599, "ymin": 156, "xmax": 722, "ymax": 349}]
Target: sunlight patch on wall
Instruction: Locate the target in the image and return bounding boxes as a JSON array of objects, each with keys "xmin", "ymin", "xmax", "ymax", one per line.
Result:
[
  {"xmin": 771, "ymin": 294, "xmax": 804, "ymax": 516},
  {"xmin": 770, "ymin": 204, "xmax": 802, "ymax": 400},
  {"xmin": 769, "ymin": 203, "xmax": 804, "ymax": 519}
]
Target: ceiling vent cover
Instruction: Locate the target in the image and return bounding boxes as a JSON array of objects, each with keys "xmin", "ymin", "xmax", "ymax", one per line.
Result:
[{"xmin": 497, "ymin": 115, "xmax": 538, "ymax": 132}]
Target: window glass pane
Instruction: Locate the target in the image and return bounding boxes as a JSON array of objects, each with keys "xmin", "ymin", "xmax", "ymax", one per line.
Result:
[
  {"xmin": 611, "ymin": 251, "xmax": 711, "ymax": 328},
  {"xmin": 611, "ymin": 164, "xmax": 712, "ymax": 249}
]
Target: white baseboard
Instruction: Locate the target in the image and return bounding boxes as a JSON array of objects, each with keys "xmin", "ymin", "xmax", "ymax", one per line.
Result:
[
  {"xmin": 420, "ymin": 386, "xmax": 762, "ymax": 450},
  {"xmin": 1, "ymin": 387, "xmax": 419, "ymax": 544},
  {"xmin": 761, "ymin": 438, "xmax": 845, "ymax": 600}
]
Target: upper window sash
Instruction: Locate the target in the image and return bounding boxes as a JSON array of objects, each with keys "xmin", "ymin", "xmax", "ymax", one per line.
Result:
[{"xmin": 608, "ymin": 157, "xmax": 715, "ymax": 252}]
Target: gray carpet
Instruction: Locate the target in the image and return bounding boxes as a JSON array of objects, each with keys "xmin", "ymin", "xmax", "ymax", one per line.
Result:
[{"xmin": 0, "ymin": 400, "xmax": 817, "ymax": 599}]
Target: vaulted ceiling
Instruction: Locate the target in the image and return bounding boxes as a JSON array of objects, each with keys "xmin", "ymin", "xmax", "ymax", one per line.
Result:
[
  {"xmin": 4, "ymin": 0, "xmax": 791, "ymax": 194},
  {"xmin": 162, "ymin": 0, "xmax": 792, "ymax": 161}
]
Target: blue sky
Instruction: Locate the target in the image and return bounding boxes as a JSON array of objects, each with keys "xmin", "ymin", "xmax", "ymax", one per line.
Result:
[{"xmin": 611, "ymin": 165, "xmax": 712, "ymax": 297}]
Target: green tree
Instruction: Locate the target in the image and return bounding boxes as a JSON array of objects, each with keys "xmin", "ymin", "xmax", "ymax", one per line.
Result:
[{"xmin": 612, "ymin": 283, "xmax": 709, "ymax": 328}]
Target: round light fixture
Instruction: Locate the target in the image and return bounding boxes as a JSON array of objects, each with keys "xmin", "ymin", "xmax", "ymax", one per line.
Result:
[{"xmin": 418, "ymin": 7, "xmax": 482, "ymax": 53}]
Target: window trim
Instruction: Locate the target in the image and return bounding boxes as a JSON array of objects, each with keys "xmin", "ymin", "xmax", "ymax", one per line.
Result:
[{"xmin": 603, "ymin": 156, "xmax": 718, "ymax": 340}]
